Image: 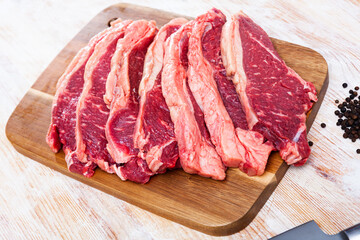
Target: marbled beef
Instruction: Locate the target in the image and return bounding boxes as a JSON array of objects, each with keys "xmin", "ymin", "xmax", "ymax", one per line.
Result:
[
  {"xmin": 188, "ymin": 9, "xmax": 274, "ymax": 176},
  {"xmin": 222, "ymin": 12, "xmax": 317, "ymax": 165},
  {"xmin": 105, "ymin": 20, "xmax": 157, "ymax": 183},
  {"xmin": 162, "ymin": 21, "xmax": 226, "ymax": 180},
  {"xmin": 68, "ymin": 20, "xmax": 133, "ymax": 174},
  {"xmin": 46, "ymin": 19, "xmax": 129, "ymax": 177},
  {"xmin": 134, "ymin": 18, "xmax": 187, "ymax": 173}
]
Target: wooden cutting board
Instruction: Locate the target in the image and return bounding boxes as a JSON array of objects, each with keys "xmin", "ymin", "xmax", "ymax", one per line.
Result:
[{"xmin": 5, "ymin": 3, "xmax": 328, "ymax": 236}]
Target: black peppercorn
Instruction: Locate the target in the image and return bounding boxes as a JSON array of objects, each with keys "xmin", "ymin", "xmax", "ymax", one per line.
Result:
[{"xmin": 334, "ymin": 86, "xmax": 360, "ymax": 143}]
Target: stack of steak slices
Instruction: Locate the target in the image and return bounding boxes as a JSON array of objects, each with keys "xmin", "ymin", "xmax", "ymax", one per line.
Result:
[
  {"xmin": 104, "ymin": 20, "xmax": 158, "ymax": 183},
  {"xmin": 47, "ymin": 19, "xmax": 130, "ymax": 177},
  {"xmin": 71, "ymin": 20, "xmax": 133, "ymax": 174},
  {"xmin": 133, "ymin": 18, "xmax": 188, "ymax": 173},
  {"xmin": 47, "ymin": 9, "xmax": 317, "ymax": 183},
  {"xmin": 162, "ymin": 21, "xmax": 226, "ymax": 180},
  {"xmin": 188, "ymin": 9, "xmax": 274, "ymax": 176}
]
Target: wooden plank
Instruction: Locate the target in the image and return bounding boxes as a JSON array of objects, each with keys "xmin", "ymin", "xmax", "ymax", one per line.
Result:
[{"xmin": 5, "ymin": 3, "xmax": 328, "ymax": 236}]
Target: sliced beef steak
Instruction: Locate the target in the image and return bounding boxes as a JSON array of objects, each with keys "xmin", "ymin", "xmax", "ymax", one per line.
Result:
[
  {"xmin": 188, "ymin": 9, "xmax": 273, "ymax": 175},
  {"xmin": 188, "ymin": 10, "xmax": 245, "ymax": 168},
  {"xmin": 223, "ymin": 12, "xmax": 317, "ymax": 165},
  {"xmin": 162, "ymin": 22, "xmax": 225, "ymax": 180},
  {"xmin": 134, "ymin": 18, "xmax": 187, "ymax": 173},
  {"xmin": 105, "ymin": 20, "xmax": 157, "ymax": 183},
  {"xmin": 46, "ymin": 19, "xmax": 126, "ymax": 177},
  {"xmin": 68, "ymin": 20, "xmax": 132, "ymax": 174}
]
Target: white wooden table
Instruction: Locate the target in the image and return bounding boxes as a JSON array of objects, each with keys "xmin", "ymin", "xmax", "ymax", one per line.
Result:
[{"xmin": 1, "ymin": 0, "xmax": 359, "ymax": 239}]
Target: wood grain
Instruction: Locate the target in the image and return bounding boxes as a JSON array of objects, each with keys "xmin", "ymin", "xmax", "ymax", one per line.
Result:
[{"xmin": 5, "ymin": 3, "xmax": 328, "ymax": 236}]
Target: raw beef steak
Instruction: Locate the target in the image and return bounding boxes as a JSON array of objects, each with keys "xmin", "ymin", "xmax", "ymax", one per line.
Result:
[
  {"xmin": 222, "ymin": 12, "xmax": 317, "ymax": 165},
  {"xmin": 134, "ymin": 18, "xmax": 187, "ymax": 173},
  {"xmin": 46, "ymin": 19, "xmax": 127, "ymax": 177},
  {"xmin": 188, "ymin": 9, "xmax": 273, "ymax": 175},
  {"xmin": 162, "ymin": 22, "xmax": 226, "ymax": 180},
  {"xmin": 68, "ymin": 20, "xmax": 132, "ymax": 173},
  {"xmin": 105, "ymin": 20, "xmax": 157, "ymax": 183}
]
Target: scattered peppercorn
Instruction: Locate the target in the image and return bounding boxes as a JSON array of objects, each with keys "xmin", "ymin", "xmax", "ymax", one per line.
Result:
[
  {"xmin": 334, "ymin": 86, "xmax": 360, "ymax": 148},
  {"xmin": 320, "ymin": 123, "xmax": 326, "ymax": 128},
  {"xmin": 308, "ymin": 141, "xmax": 313, "ymax": 146}
]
